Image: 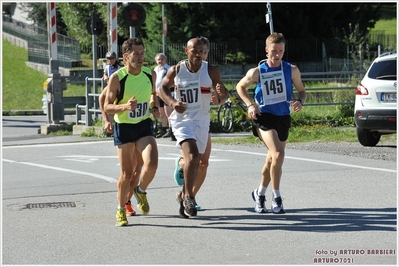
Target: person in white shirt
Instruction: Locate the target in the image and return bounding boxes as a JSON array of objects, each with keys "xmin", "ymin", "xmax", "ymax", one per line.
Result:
[{"xmin": 154, "ymin": 53, "xmax": 175, "ymax": 140}]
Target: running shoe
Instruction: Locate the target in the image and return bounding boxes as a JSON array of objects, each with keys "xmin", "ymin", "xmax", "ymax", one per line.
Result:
[
  {"xmin": 183, "ymin": 197, "xmax": 197, "ymax": 217},
  {"xmin": 171, "ymin": 131, "xmax": 177, "ymax": 141},
  {"xmin": 194, "ymin": 200, "xmax": 201, "ymax": 211},
  {"xmin": 116, "ymin": 209, "xmax": 128, "ymax": 227},
  {"xmin": 125, "ymin": 200, "xmax": 136, "ymax": 216},
  {"xmin": 175, "ymin": 191, "xmax": 189, "ymax": 218},
  {"xmin": 271, "ymin": 196, "xmax": 285, "ymax": 214},
  {"xmin": 174, "ymin": 157, "xmax": 184, "ymax": 186},
  {"xmin": 133, "ymin": 186, "xmax": 150, "ymax": 214},
  {"xmin": 251, "ymin": 189, "xmax": 267, "ymax": 213},
  {"xmin": 162, "ymin": 129, "xmax": 171, "ymax": 138}
]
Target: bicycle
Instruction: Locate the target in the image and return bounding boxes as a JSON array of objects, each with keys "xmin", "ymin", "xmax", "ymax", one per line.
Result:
[{"xmin": 217, "ymin": 89, "xmax": 254, "ymax": 133}]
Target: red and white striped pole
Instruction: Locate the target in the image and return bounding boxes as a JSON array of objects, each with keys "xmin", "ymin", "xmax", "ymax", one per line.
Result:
[
  {"xmin": 110, "ymin": 2, "xmax": 118, "ymax": 56},
  {"xmin": 48, "ymin": 2, "xmax": 57, "ymax": 60}
]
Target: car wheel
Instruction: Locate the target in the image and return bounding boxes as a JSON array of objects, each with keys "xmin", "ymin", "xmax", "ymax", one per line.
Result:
[{"xmin": 356, "ymin": 127, "xmax": 381, "ymax": 147}]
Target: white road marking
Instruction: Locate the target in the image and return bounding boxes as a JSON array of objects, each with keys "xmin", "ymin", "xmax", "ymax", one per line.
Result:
[
  {"xmin": 2, "ymin": 142, "xmax": 395, "ymax": 185},
  {"xmin": 222, "ymin": 149, "xmax": 397, "ymax": 173},
  {"xmin": 2, "ymin": 159, "xmax": 117, "ymax": 183}
]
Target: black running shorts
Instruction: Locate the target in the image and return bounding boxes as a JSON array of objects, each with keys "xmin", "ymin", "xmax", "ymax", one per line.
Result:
[
  {"xmin": 113, "ymin": 118, "xmax": 154, "ymax": 146},
  {"xmin": 252, "ymin": 112, "xmax": 291, "ymax": 142}
]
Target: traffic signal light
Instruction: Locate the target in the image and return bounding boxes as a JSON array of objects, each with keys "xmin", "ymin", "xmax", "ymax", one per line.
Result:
[
  {"xmin": 122, "ymin": 3, "xmax": 146, "ymax": 28},
  {"xmin": 86, "ymin": 13, "xmax": 104, "ymax": 35}
]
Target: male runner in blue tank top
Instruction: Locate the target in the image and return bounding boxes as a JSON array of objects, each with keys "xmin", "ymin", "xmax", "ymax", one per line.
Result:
[
  {"xmin": 236, "ymin": 32, "xmax": 307, "ymax": 214},
  {"xmin": 104, "ymin": 37, "xmax": 160, "ymax": 226}
]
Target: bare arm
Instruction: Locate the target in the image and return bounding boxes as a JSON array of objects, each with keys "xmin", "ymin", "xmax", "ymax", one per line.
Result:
[
  {"xmin": 150, "ymin": 70, "xmax": 160, "ymax": 119},
  {"xmin": 290, "ymin": 65, "xmax": 307, "ymax": 112},
  {"xmin": 236, "ymin": 67, "xmax": 260, "ymax": 119},
  {"xmin": 291, "ymin": 65, "xmax": 306, "ymax": 101},
  {"xmin": 158, "ymin": 65, "xmax": 187, "ymax": 114},
  {"xmin": 236, "ymin": 67, "xmax": 259, "ymax": 107},
  {"xmin": 103, "ymin": 68, "xmax": 110, "ymax": 84},
  {"xmin": 99, "ymin": 86, "xmax": 114, "ymax": 133},
  {"xmin": 208, "ymin": 66, "xmax": 228, "ymax": 105},
  {"xmin": 104, "ymin": 73, "xmax": 137, "ymax": 114}
]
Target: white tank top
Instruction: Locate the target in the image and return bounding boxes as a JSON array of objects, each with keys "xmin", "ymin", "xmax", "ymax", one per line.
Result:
[{"xmin": 171, "ymin": 60, "xmax": 212, "ymax": 122}]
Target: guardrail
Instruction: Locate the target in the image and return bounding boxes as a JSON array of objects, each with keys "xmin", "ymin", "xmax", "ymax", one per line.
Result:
[
  {"xmin": 75, "ymin": 77, "xmax": 104, "ymax": 126},
  {"xmin": 72, "ymin": 74, "xmax": 356, "ymax": 126},
  {"xmin": 222, "ymin": 70, "xmax": 365, "ymax": 83},
  {"xmin": 63, "ymin": 96, "xmax": 86, "ymax": 108},
  {"xmin": 297, "ymin": 86, "xmax": 355, "ymax": 106}
]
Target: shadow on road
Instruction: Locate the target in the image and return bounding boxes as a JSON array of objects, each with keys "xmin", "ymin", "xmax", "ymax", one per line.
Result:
[{"xmin": 141, "ymin": 207, "xmax": 397, "ymax": 232}]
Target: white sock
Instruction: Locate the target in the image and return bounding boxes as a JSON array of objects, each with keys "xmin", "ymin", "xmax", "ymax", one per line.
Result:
[
  {"xmin": 258, "ymin": 185, "xmax": 267, "ymax": 196},
  {"xmin": 137, "ymin": 186, "xmax": 146, "ymax": 193},
  {"xmin": 272, "ymin": 190, "xmax": 281, "ymax": 199},
  {"xmin": 118, "ymin": 206, "xmax": 126, "ymax": 210}
]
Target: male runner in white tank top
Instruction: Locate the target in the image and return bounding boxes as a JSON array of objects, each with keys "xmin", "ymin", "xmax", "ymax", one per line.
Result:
[{"xmin": 158, "ymin": 37, "xmax": 228, "ymax": 218}]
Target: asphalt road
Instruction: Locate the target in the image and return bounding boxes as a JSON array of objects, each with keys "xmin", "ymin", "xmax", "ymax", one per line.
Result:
[{"xmin": 2, "ymin": 115, "xmax": 397, "ymax": 266}]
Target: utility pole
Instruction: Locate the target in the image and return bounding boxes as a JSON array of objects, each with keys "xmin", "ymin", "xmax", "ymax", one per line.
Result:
[{"xmin": 265, "ymin": 2, "xmax": 274, "ymax": 34}]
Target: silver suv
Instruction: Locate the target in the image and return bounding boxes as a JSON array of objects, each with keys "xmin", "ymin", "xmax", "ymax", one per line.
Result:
[{"xmin": 354, "ymin": 51, "xmax": 397, "ymax": 146}]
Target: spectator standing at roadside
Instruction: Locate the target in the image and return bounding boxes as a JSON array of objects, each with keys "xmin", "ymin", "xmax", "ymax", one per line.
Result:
[
  {"xmin": 154, "ymin": 53, "xmax": 175, "ymax": 140},
  {"xmin": 235, "ymin": 32, "xmax": 307, "ymax": 214},
  {"xmin": 158, "ymin": 37, "xmax": 228, "ymax": 218},
  {"xmin": 103, "ymin": 51, "xmax": 121, "ymax": 84},
  {"xmin": 104, "ymin": 37, "xmax": 160, "ymax": 226}
]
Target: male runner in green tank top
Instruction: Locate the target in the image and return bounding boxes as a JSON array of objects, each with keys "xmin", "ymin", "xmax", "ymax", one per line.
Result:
[{"xmin": 104, "ymin": 37, "xmax": 160, "ymax": 226}]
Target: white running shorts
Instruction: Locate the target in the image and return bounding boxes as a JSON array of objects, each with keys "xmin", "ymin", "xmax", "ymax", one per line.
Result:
[{"xmin": 170, "ymin": 119, "xmax": 209, "ymax": 154}]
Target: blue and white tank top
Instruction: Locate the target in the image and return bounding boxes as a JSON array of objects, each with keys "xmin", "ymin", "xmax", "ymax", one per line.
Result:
[{"xmin": 254, "ymin": 60, "xmax": 293, "ymax": 116}]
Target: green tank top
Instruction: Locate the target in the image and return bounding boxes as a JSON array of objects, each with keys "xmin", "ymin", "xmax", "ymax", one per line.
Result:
[{"xmin": 113, "ymin": 66, "xmax": 153, "ymax": 124}]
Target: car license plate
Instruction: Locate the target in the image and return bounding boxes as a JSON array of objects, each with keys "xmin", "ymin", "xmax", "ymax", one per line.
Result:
[{"xmin": 381, "ymin": 93, "xmax": 397, "ymax": 102}]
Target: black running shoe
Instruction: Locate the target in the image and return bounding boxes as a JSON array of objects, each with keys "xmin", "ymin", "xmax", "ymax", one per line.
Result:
[
  {"xmin": 175, "ymin": 191, "xmax": 189, "ymax": 218},
  {"xmin": 183, "ymin": 197, "xmax": 197, "ymax": 217}
]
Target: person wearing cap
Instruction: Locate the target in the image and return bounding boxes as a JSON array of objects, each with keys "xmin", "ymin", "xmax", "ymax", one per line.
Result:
[{"xmin": 103, "ymin": 51, "xmax": 121, "ymax": 84}]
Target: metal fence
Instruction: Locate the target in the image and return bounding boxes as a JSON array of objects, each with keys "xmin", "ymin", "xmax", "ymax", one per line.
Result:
[
  {"xmin": 2, "ymin": 15, "xmax": 81, "ymax": 68},
  {"xmin": 85, "ymin": 34, "xmax": 396, "ymax": 70},
  {"xmin": 74, "ymin": 81, "xmax": 357, "ymax": 127}
]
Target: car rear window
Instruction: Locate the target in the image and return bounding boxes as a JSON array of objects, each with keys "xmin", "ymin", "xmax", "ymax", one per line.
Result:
[{"xmin": 368, "ymin": 59, "xmax": 397, "ymax": 80}]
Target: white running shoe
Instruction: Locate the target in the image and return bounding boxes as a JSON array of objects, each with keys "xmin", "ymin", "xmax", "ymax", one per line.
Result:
[
  {"xmin": 271, "ymin": 196, "xmax": 285, "ymax": 214},
  {"xmin": 251, "ymin": 189, "xmax": 267, "ymax": 213}
]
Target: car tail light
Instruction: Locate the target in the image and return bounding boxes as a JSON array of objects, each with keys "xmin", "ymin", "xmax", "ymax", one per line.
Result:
[{"xmin": 355, "ymin": 84, "xmax": 369, "ymax": 95}]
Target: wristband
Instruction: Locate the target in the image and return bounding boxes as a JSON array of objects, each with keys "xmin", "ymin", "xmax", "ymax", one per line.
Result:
[
  {"xmin": 297, "ymin": 99, "xmax": 304, "ymax": 105},
  {"xmin": 247, "ymin": 103, "xmax": 256, "ymax": 108}
]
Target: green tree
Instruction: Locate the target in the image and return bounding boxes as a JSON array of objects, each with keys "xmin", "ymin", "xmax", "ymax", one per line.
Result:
[
  {"xmin": 271, "ymin": 3, "xmax": 381, "ymax": 41},
  {"xmin": 141, "ymin": 3, "xmax": 268, "ymax": 43},
  {"xmin": 19, "ymin": 2, "xmax": 67, "ymax": 35},
  {"xmin": 20, "ymin": 2, "xmax": 387, "ymax": 58},
  {"xmin": 57, "ymin": 3, "xmax": 108, "ymax": 47}
]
